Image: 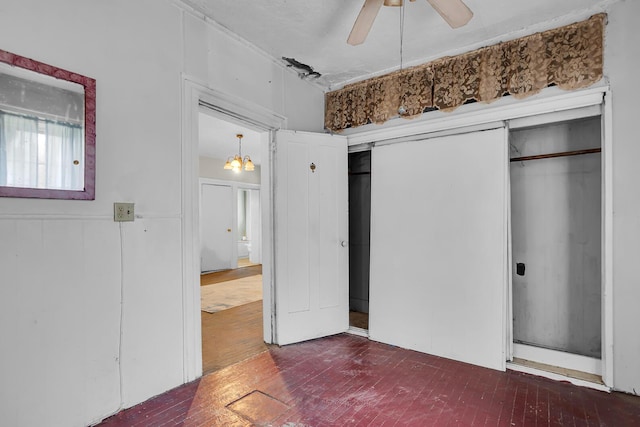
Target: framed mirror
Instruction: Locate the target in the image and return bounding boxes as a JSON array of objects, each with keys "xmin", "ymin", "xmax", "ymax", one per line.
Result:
[{"xmin": 0, "ymin": 49, "xmax": 96, "ymax": 200}]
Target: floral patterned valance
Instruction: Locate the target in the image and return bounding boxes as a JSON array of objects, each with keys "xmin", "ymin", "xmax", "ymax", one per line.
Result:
[{"xmin": 325, "ymin": 13, "xmax": 605, "ymax": 132}]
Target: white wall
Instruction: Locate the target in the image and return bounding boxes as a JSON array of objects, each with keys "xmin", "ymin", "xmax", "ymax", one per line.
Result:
[
  {"xmin": 605, "ymin": 0, "xmax": 640, "ymax": 394},
  {"xmin": 0, "ymin": 3, "xmax": 184, "ymax": 426},
  {"xmin": 0, "ymin": 1, "xmax": 324, "ymax": 426},
  {"xmin": 182, "ymin": 10, "xmax": 325, "ymax": 133}
]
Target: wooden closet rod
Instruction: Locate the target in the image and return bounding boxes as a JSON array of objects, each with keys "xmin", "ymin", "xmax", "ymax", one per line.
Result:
[{"xmin": 510, "ymin": 147, "xmax": 601, "ymax": 163}]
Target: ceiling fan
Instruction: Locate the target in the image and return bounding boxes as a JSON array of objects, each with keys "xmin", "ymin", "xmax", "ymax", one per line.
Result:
[{"xmin": 348, "ymin": 0, "xmax": 473, "ymax": 45}]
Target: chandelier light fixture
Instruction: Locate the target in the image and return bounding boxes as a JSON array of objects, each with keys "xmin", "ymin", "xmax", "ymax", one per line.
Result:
[{"xmin": 223, "ymin": 133, "xmax": 255, "ymax": 173}]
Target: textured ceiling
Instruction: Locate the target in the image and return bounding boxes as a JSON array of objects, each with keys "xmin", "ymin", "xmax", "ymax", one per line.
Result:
[
  {"xmin": 181, "ymin": 0, "xmax": 615, "ymax": 90},
  {"xmin": 190, "ymin": 0, "xmax": 616, "ymax": 160}
]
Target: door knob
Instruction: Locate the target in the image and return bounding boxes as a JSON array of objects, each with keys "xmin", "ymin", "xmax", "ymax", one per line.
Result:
[
  {"xmin": 227, "ymin": 228, "xmax": 232, "ymax": 232},
  {"xmin": 340, "ymin": 240, "xmax": 348, "ymax": 247}
]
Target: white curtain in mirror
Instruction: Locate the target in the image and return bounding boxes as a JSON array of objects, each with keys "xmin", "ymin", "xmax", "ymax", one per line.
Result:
[{"xmin": 0, "ymin": 112, "xmax": 84, "ymax": 190}]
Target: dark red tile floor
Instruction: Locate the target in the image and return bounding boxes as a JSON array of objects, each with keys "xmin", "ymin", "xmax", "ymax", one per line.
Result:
[{"xmin": 99, "ymin": 334, "xmax": 640, "ymax": 426}]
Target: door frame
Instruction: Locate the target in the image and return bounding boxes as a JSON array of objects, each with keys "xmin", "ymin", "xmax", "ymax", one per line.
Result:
[
  {"xmin": 507, "ymin": 105, "xmax": 604, "ymax": 380},
  {"xmin": 181, "ymin": 77, "xmax": 286, "ymax": 382},
  {"xmin": 346, "ymin": 84, "xmax": 613, "ymax": 388}
]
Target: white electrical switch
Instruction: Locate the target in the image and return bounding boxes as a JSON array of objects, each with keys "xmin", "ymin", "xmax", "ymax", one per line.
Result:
[{"xmin": 114, "ymin": 202, "xmax": 135, "ymax": 222}]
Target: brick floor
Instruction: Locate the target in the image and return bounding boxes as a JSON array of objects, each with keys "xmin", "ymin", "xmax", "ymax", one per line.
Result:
[{"xmin": 99, "ymin": 334, "xmax": 640, "ymax": 426}]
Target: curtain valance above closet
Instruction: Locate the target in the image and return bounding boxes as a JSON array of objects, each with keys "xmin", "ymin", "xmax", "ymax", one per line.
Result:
[{"xmin": 325, "ymin": 13, "xmax": 605, "ymax": 132}]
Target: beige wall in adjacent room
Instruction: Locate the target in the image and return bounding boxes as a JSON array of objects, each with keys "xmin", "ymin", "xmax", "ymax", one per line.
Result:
[{"xmin": 200, "ymin": 156, "xmax": 261, "ymax": 185}]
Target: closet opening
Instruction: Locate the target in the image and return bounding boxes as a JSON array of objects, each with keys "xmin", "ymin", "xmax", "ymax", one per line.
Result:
[
  {"xmin": 509, "ymin": 114, "xmax": 603, "ymax": 384},
  {"xmin": 348, "ymin": 150, "xmax": 371, "ymax": 333}
]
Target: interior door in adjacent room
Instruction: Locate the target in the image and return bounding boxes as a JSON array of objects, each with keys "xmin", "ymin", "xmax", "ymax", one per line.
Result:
[
  {"xmin": 273, "ymin": 130, "xmax": 349, "ymax": 345},
  {"xmin": 200, "ymin": 183, "xmax": 234, "ymax": 272}
]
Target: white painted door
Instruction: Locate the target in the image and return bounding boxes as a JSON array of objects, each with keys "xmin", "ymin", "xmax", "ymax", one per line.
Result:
[
  {"xmin": 200, "ymin": 183, "xmax": 234, "ymax": 272},
  {"xmin": 369, "ymin": 127, "xmax": 508, "ymax": 371},
  {"xmin": 274, "ymin": 130, "xmax": 349, "ymax": 345}
]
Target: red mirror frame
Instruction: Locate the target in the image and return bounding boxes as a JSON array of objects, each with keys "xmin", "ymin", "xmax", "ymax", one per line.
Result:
[{"xmin": 0, "ymin": 49, "xmax": 96, "ymax": 200}]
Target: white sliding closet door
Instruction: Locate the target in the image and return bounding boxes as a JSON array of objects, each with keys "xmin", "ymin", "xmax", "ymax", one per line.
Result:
[{"xmin": 369, "ymin": 127, "xmax": 508, "ymax": 371}]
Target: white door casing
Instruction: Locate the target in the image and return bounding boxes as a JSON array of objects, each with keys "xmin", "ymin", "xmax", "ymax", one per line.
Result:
[
  {"xmin": 181, "ymin": 79, "xmax": 287, "ymax": 380},
  {"xmin": 273, "ymin": 130, "xmax": 349, "ymax": 345},
  {"xmin": 510, "ymin": 117, "xmax": 602, "ymax": 360}
]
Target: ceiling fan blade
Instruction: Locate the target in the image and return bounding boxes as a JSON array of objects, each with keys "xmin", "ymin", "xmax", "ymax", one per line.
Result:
[
  {"xmin": 348, "ymin": 0, "xmax": 385, "ymax": 46},
  {"xmin": 426, "ymin": 0, "xmax": 473, "ymax": 29}
]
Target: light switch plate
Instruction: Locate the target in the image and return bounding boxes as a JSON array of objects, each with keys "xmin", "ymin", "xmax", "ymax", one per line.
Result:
[{"xmin": 114, "ymin": 202, "xmax": 135, "ymax": 222}]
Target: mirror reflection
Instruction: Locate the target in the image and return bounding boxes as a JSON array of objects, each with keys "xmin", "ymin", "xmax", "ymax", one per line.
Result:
[{"xmin": 0, "ymin": 49, "xmax": 95, "ymax": 199}]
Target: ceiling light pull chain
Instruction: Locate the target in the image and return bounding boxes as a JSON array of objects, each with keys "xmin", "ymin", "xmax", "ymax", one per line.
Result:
[
  {"xmin": 400, "ymin": 1, "xmax": 405, "ymax": 72},
  {"xmin": 398, "ymin": 1, "xmax": 407, "ymax": 116}
]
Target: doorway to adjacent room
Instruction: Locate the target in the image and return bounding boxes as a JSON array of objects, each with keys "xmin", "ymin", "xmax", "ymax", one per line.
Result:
[{"xmin": 197, "ymin": 108, "xmax": 267, "ymax": 375}]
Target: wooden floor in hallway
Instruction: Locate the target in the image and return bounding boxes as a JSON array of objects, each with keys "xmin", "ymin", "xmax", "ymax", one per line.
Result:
[
  {"xmin": 99, "ymin": 334, "xmax": 640, "ymax": 426},
  {"xmin": 200, "ymin": 265, "xmax": 262, "ymax": 286},
  {"xmin": 200, "ymin": 265, "xmax": 267, "ymax": 375}
]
